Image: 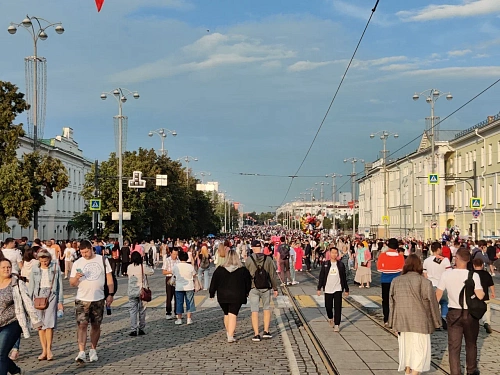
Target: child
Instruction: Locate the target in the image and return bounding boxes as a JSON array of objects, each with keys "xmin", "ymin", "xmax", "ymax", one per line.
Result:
[{"xmin": 473, "ymin": 258, "xmax": 495, "ymax": 334}]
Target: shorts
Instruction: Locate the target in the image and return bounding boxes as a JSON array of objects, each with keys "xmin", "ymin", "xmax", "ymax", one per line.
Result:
[
  {"xmin": 75, "ymin": 299, "xmax": 105, "ymax": 325},
  {"xmin": 175, "ymin": 290, "xmax": 196, "ymax": 314},
  {"xmin": 219, "ymin": 302, "xmax": 242, "ymax": 316},
  {"xmin": 249, "ymin": 288, "xmax": 271, "ymax": 313}
]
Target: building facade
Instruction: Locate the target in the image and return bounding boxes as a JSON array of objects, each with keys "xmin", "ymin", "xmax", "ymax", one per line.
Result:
[
  {"xmin": 358, "ymin": 113, "xmax": 500, "ymax": 241},
  {"xmin": 1, "ymin": 127, "xmax": 92, "ymax": 241}
]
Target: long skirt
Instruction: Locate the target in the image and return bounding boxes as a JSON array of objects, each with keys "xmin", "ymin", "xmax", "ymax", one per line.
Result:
[
  {"xmin": 354, "ymin": 265, "xmax": 372, "ymax": 284},
  {"xmin": 398, "ymin": 332, "xmax": 431, "ymax": 372}
]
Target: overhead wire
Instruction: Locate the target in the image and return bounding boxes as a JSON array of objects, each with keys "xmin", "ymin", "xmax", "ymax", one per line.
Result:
[{"xmin": 279, "ymin": 0, "xmax": 381, "ymax": 206}]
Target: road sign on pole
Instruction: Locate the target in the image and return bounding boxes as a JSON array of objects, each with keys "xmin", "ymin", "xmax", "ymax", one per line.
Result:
[
  {"xmin": 472, "ymin": 210, "xmax": 481, "ymax": 218},
  {"xmin": 428, "ymin": 174, "xmax": 439, "ymax": 185},
  {"xmin": 156, "ymin": 174, "xmax": 168, "ymax": 186},
  {"xmin": 430, "ymin": 221, "xmax": 438, "ymax": 228},
  {"xmin": 470, "ymin": 197, "xmax": 482, "ymax": 209},
  {"xmin": 128, "ymin": 171, "xmax": 146, "ymax": 189},
  {"xmin": 89, "ymin": 199, "xmax": 101, "ymax": 211}
]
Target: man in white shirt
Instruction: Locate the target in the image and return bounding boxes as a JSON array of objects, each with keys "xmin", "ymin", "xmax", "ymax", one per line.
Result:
[
  {"xmin": 1, "ymin": 238, "xmax": 23, "ymax": 274},
  {"xmin": 70, "ymin": 240, "xmax": 114, "ymax": 364},
  {"xmin": 162, "ymin": 248, "xmax": 179, "ymax": 320},
  {"xmin": 423, "ymin": 242, "xmax": 452, "ymax": 329},
  {"xmin": 436, "ymin": 248, "xmax": 484, "ymax": 375}
]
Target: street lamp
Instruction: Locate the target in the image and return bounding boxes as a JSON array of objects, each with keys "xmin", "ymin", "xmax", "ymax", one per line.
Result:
[
  {"xmin": 178, "ymin": 156, "xmax": 198, "ymax": 185},
  {"xmin": 196, "ymin": 171, "xmax": 211, "ymax": 183},
  {"xmin": 101, "ymin": 88, "xmax": 140, "ymax": 247},
  {"xmin": 413, "ymin": 88, "xmax": 452, "ymax": 239},
  {"xmin": 344, "ymin": 158, "xmax": 364, "ymax": 238},
  {"xmin": 370, "ymin": 130, "xmax": 398, "ymax": 238},
  {"xmin": 8, "ymin": 15, "xmax": 64, "ymax": 239},
  {"xmin": 148, "ymin": 128, "xmax": 177, "ymax": 156}
]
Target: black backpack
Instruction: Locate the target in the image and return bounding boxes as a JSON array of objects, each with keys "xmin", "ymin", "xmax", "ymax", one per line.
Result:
[
  {"xmin": 250, "ymin": 255, "xmax": 271, "ymax": 290},
  {"xmin": 102, "ymin": 256, "xmax": 118, "ymax": 298},
  {"xmin": 278, "ymin": 244, "xmax": 290, "ymax": 260},
  {"xmin": 458, "ymin": 270, "xmax": 487, "ymax": 320}
]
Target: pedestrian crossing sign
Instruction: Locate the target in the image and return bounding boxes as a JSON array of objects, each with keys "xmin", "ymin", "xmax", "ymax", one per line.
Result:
[
  {"xmin": 469, "ymin": 197, "xmax": 482, "ymax": 209},
  {"xmin": 428, "ymin": 174, "xmax": 439, "ymax": 184},
  {"xmin": 89, "ymin": 199, "xmax": 101, "ymax": 211}
]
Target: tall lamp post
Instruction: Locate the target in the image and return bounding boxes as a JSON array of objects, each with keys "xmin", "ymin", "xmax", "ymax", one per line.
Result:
[
  {"xmin": 413, "ymin": 89, "xmax": 452, "ymax": 240},
  {"xmin": 344, "ymin": 158, "xmax": 364, "ymax": 238},
  {"xmin": 370, "ymin": 130, "xmax": 398, "ymax": 238},
  {"xmin": 178, "ymin": 156, "xmax": 198, "ymax": 185},
  {"xmin": 8, "ymin": 15, "xmax": 64, "ymax": 239},
  {"xmin": 148, "ymin": 128, "xmax": 176, "ymax": 156},
  {"xmin": 326, "ymin": 173, "xmax": 342, "ymax": 233},
  {"xmin": 101, "ymin": 88, "xmax": 140, "ymax": 247}
]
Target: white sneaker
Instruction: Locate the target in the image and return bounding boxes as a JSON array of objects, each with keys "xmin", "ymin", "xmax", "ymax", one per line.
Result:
[
  {"xmin": 75, "ymin": 351, "xmax": 86, "ymax": 363},
  {"xmin": 165, "ymin": 314, "xmax": 174, "ymax": 320},
  {"xmin": 291, "ymin": 281, "xmax": 299, "ymax": 285},
  {"xmin": 174, "ymin": 319, "xmax": 183, "ymax": 325},
  {"xmin": 334, "ymin": 325, "xmax": 339, "ymax": 332},
  {"xmin": 227, "ymin": 336, "xmax": 237, "ymax": 343},
  {"xmin": 186, "ymin": 318, "xmax": 193, "ymax": 325},
  {"xmin": 88, "ymin": 349, "xmax": 98, "ymax": 362}
]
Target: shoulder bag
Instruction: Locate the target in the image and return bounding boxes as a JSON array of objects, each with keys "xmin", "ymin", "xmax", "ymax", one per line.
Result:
[
  {"xmin": 34, "ymin": 266, "xmax": 56, "ymax": 310},
  {"xmin": 139, "ymin": 263, "xmax": 152, "ymax": 302}
]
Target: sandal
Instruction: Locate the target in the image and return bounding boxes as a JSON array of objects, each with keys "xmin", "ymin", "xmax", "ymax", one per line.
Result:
[
  {"xmin": 38, "ymin": 355, "xmax": 47, "ymax": 361},
  {"xmin": 9, "ymin": 349, "xmax": 19, "ymax": 361}
]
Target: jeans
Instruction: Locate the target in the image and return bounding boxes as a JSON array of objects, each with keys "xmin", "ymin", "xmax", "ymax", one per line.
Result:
[
  {"xmin": 110, "ymin": 259, "xmax": 121, "ymax": 276},
  {"xmin": 381, "ymin": 282, "xmax": 391, "ymax": 323},
  {"xmin": 325, "ymin": 291, "xmax": 343, "ymax": 325},
  {"xmin": 289, "ymin": 258, "xmax": 296, "ymax": 282},
  {"xmin": 165, "ymin": 276, "xmax": 176, "ymax": 315},
  {"xmin": 175, "ymin": 290, "xmax": 196, "ymax": 314},
  {"xmin": 129, "ymin": 297, "xmax": 146, "ymax": 331},
  {"xmin": 198, "ymin": 267, "xmax": 210, "ymax": 290},
  {"xmin": 279, "ymin": 259, "xmax": 290, "ymax": 283},
  {"xmin": 433, "ymin": 286, "xmax": 449, "ymax": 318},
  {"xmin": 447, "ymin": 309, "xmax": 479, "ymax": 375},
  {"xmin": 121, "ymin": 262, "xmax": 130, "ymax": 275},
  {"xmin": 0, "ymin": 321, "xmax": 22, "ymax": 375}
]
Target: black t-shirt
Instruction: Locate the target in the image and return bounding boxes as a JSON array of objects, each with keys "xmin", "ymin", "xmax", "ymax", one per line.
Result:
[
  {"xmin": 474, "ymin": 269, "xmax": 494, "ymax": 301},
  {"xmin": 486, "ymin": 246, "xmax": 497, "ymax": 261}
]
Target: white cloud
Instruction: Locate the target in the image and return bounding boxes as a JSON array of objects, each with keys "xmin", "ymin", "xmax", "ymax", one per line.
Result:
[
  {"xmin": 110, "ymin": 33, "xmax": 296, "ymax": 83},
  {"xmin": 379, "ymin": 63, "xmax": 419, "ymax": 71},
  {"xmin": 400, "ymin": 66, "xmax": 500, "ymax": 78},
  {"xmin": 287, "ymin": 60, "xmax": 333, "ymax": 72},
  {"xmin": 398, "ymin": 0, "xmax": 500, "ymax": 22},
  {"xmin": 447, "ymin": 49, "xmax": 472, "ymax": 57},
  {"xmin": 474, "ymin": 53, "xmax": 490, "ymax": 58},
  {"xmin": 331, "ymin": 0, "xmax": 394, "ymax": 26}
]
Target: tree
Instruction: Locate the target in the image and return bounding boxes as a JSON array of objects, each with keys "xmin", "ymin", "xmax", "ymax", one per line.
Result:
[
  {"xmin": 80, "ymin": 148, "xmax": 219, "ymax": 240},
  {"xmin": 0, "ymin": 81, "xmax": 69, "ymax": 234},
  {"xmin": 323, "ymin": 217, "xmax": 333, "ymax": 230}
]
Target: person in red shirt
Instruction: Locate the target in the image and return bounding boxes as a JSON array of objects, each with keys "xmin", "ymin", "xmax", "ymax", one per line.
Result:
[{"xmin": 441, "ymin": 241, "xmax": 451, "ymax": 261}]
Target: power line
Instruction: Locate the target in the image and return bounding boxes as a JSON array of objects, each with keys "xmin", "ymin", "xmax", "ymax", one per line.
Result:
[{"xmin": 279, "ymin": 0, "xmax": 381, "ymax": 206}]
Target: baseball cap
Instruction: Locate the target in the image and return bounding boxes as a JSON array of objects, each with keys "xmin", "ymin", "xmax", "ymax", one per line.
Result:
[
  {"xmin": 387, "ymin": 238, "xmax": 399, "ymax": 250},
  {"xmin": 251, "ymin": 240, "xmax": 261, "ymax": 247}
]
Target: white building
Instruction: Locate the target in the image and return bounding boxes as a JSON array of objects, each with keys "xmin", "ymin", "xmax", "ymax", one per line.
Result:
[{"xmin": 1, "ymin": 127, "xmax": 92, "ymax": 241}]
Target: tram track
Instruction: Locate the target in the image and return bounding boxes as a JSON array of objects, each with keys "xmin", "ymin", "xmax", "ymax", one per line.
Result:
[{"xmin": 304, "ymin": 270, "xmax": 454, "ymax": 375}]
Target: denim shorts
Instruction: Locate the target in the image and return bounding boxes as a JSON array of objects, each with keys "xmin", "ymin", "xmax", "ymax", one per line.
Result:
[
  {"xmin": 249, "ymin": 288, "xmax": 271, "ymax": 312},
  {"xmin": 175, "ymin": 290, "xmax": 196, "ymax": 314}
]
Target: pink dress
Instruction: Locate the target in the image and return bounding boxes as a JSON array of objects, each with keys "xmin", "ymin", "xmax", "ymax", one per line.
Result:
[{"xmin": 295, "ymin": 247, "xmax": 303, "ymax": 271}]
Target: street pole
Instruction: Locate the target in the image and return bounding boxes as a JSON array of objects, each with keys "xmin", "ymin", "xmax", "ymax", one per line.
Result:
[
  {"xmin": 94, "ymin": 160, "xmax": 99, "ymax": 237},
  {"xmin": 473, "ymin": 161, "xmax": 478, "ymax": 241},
  {"xmin": 351, "ymin": 162, "xmax": 356, "ymax": 238}
]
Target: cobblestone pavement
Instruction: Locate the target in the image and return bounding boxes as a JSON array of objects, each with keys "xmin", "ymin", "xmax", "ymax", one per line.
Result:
[
  {"xmin": 13, "ymin": 268, "xmax": 328, "ymax": 375},
  {"xmin": 291, "ymin": 266, "xmax": 500, "ymax": 375}
]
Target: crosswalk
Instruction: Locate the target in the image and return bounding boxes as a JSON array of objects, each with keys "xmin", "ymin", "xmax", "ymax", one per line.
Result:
[{"xmin": 61, "ymin": 294, "xmax": 500, "ymax": 311}]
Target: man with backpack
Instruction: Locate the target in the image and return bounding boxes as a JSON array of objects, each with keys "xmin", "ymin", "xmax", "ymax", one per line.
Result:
[
  {"xmin": 245, "ymin": 240, "xmax": 278, "ymax": 342},
  {"xmin": 277, "ymin": 236, "xmax": 292, "ymax": 286},
  {"xmin": 436, "ymin": 248, "xmax": 485, "ymax": 375}
]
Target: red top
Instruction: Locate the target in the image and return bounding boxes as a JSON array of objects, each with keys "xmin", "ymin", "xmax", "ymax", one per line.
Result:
[{"xmin": 441, "ymin": 246, "xmax": 451, "ymax": 260}]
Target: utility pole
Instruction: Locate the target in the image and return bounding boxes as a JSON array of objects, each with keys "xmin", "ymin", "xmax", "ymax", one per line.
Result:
[
  {"xmin": 93, "ymin": 160, "xmax": 99, "ymax": 238},
  {"xmin": 473, "ymin": 161, "xmax": 478, "ymax": 241}
]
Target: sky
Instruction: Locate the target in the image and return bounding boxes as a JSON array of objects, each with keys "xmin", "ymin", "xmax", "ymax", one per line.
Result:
[{"xmin": 1, "ymin": 0, "xmax": 500, "ymax": 213}]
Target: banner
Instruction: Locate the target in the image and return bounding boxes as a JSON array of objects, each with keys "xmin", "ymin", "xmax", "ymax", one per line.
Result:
[{"xmin": 233, "ymin": 202, "xmax": 240, "ymax": 210}]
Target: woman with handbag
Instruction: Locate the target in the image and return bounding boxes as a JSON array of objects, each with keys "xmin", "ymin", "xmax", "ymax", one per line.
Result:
[
  {"xmin": 127, "ymin": 252, "xmax": 154, "ymax": 336},
  {"xmin": 354, "ymin": 242, "xmax": 372, "ymax": 288},
  {"xmin": 0, "ymin": 258, "xmax": 42, "ymax": 375},
  {"xmin": 27, "ymin": 249, "xmax": 64, "ymax": 361}
]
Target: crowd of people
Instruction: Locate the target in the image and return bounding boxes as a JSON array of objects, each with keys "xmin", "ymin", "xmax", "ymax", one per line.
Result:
[{"xmin": 0, "ymin": 230, "xmax": 498, "ymax": 374}]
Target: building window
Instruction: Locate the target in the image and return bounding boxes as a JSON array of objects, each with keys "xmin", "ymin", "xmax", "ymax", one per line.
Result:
[
  {"xmin": 419, "ymin": 210, "xmax": 422, "ymax": 224},
  {"xmin": 419, "ymin": 182, "xmax": 422, "ymax": 196},
  {"xmin": 419, "ymin": 162, "xmax": 422, "ymax": 173},
  {"xmin": 498, "ymin": 141, "xmax": 500, "ymax": 163},
  {"xmin": 488, "ymin": 144, "xmax": 492, "ymax": 166},
  {"xmin": 489, "ymin": 185, "xmax": 493, "ymax": 205},
  {"xmin": 458, "ymin": 155, "xmax": 462, "ymax": 174},
  {"xmin": 481, "ymin": 146, "xmax": 485, "ymax": 168},
  {"xmin": 473, "ymin": 150, "xmax": 476, "ymax": 163}
]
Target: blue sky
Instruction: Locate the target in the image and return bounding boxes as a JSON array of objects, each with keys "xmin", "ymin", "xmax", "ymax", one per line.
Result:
[{"xmin": 2, "ymin": 0, "xmax": 500, "ymax": 212}]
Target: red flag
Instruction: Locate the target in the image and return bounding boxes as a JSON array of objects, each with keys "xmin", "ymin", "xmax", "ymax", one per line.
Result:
[{"xmin": 95, "ymin": 0, "xmax": 104, "ymax": 12}]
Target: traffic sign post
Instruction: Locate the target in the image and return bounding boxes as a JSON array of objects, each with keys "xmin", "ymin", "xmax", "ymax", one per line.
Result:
[
  {"xmin": 428, "ymin": 174, "xmax": 439, "ymax": 185},
  {"xmin": 470, "ymin": 197, "xmax": 482, "ymax": 209},
  {"xmin": 472, "ymin": 210, "xmax": 481, "ymax": 218},
  {"xmin": 89, "ymin": 199, "xmax": 101, "ymax": 211},
  {"xmin": 430, "ymin": 221, "xmax": 438, "ymax": 229}
]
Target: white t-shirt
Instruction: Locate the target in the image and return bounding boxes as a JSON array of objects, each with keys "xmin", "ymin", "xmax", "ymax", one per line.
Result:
[
  {"xmin": 289, "ymin": 247, "xmax": 296, "ymax": 260},
  {"xmin": 172, "ymin": 262, "xmax": 195, "ymax": 291},
  {"xmin": 2, "ymin": 249, "xmax": 22, "ymax": 274},
  {"xmin": 70, "ymin": 255, "xmax": 112, "ymax": 302},
  {"xmin": 423, "ymin": 255, "xmax": 452, "ymax": 287},
  {"xmin": 325, "ymin": 262, "xmax": 342, "ymax": 294},
  {"xmin": 21, "ymin": 259, "xmax": 39, "ymax": 279},
  {"xmin": 64, "ymin": 247, "xmax": 76, "ymax": 261},
  {"xmin": 437, "ymin": 269, "xmax": 482, "ymax": 309}
]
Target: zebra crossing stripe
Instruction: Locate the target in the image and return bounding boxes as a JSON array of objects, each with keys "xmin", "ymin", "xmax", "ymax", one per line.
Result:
[{"xmin": 350, "ymin": 295, "xmax": 379, "ymax": 308}]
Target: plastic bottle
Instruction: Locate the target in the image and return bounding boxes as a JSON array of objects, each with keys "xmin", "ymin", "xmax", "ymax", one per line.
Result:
[{"xmin": 57, "ymin": 310, "xmax": 64, "ymax": 319}]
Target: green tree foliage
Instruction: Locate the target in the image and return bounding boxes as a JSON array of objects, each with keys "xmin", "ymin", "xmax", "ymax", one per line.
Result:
[
  {"xmin": 323, "ymin": 217, "xmax": 333, "ymax": 230},
  {"xmin": 79, "ymin": 148, "xmax": 219, "ymax": 240},
  {"xmin": 0, "ymin": 81, "xmax": 69, "ymax": 233}
]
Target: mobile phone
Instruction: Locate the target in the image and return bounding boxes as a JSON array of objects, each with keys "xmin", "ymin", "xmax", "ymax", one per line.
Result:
[{"xmin": 77, "ymin": 268, "xmax": 83, "ymax": 273}]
